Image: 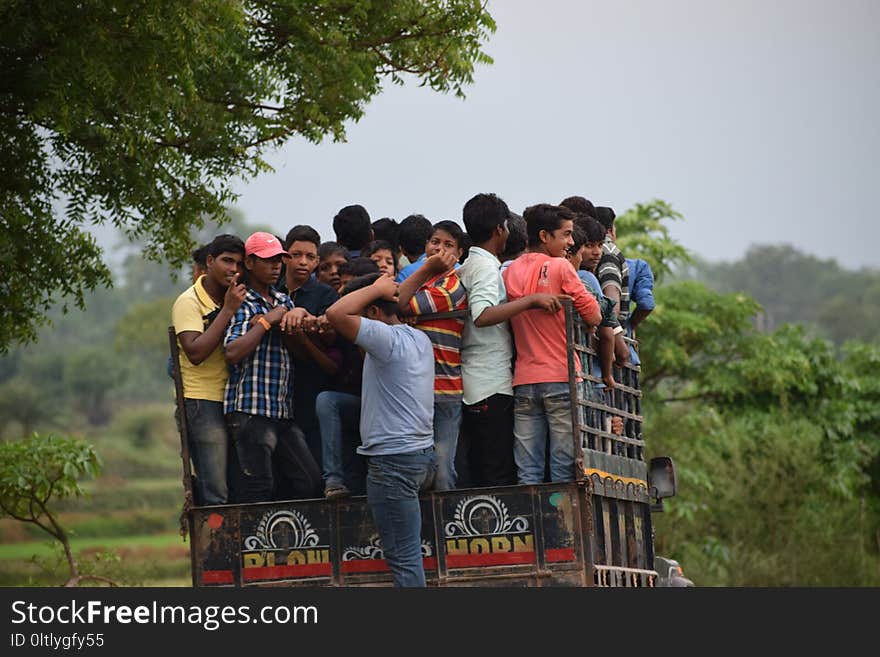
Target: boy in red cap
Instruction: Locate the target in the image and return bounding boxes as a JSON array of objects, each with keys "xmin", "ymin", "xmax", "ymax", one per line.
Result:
[{"xmin": 223, "ymin": 232, "xmax": 322, "ymax": 503}]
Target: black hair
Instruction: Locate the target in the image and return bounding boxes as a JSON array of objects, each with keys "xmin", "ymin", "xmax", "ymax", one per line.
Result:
[
  {"xmin": 318, "ymin": 241, "xmax": 349, "ymax": 261},
  {"xmin": 569, "ymin": 222, "xmax": 587, "ymax": 253},
  {"xmin": 523, "ymin": 204, "xmax": 575, "ymax": 247},
  {"xmin": 580, "ymin": 216, "xmax": 606, "ymax": 243},
  {"xmin": 283, "ymin": 225, "xmax": 320, "ymax": 250},
  {"xmin": 431, "ymin": 220, "xmax": 465, "ymax": 249},
  {"xmin": 348, "ymin": 256, "xmax": 381, "ymax": 277},
  {"xmin": 462, "ymin": 193, "xmax": 510, "ymax": 243},
  {"xmin": 341, "ymin": 272, "xmax": 399, "ymax": 316},
  {"xmin": 205, "ymin": 234, "xmax": 245, "ymax": 258},
  {"xmin": 371, "ymin": 218, "xmax": 400, "ymax": 250},
  {"xmin": 501, "ymin": 212, "xmax": 527, "ymax": 261},
  {"xmin": 192, "ymin": 245, "xmax": 209, "ymax": 267},
  {"xmin": 362, "ymin": 240, "xmax": 399, "ymax": 272},
  {"xmin": 332, "ymin": 204, "xmax": 372, "ymax": 251},
  {"xmin": 398, "ymin": 214, "xmax": 433, "ymax": 258},
  {"xmin": 594, "ymin": 206, "xmax": 616, "ymax": 231},
  {"xmin": 458, "ymin": 233, "xmax": 472, "ymax": 264},
  {"xmin": 559, "ymin": 196, "xmax": 596, "ymax": 219}
]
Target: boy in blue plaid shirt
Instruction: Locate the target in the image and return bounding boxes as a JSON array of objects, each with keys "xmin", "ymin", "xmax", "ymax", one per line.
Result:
[{"xmin": 224, "ymin": 232, "xmax": 322, "ymax": 503}]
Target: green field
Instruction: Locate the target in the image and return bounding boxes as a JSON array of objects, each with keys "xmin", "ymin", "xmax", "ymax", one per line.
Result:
[{"xmin": 0, "ymin": 408, "xmax": 195, "ymax": 587}]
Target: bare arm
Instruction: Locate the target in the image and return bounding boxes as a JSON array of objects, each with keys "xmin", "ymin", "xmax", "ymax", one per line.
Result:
[
  {"xmin": 224, "ymin": 304, "xmax": 287, "ymax": 365},
  {"xmin": 397, "ymin": 252, "xmax": 458, "ymax": 313},
  {"xmin": 629, "ymin": 307, "xmax": 652, "ymax": 330},
  {"xmin": 178, "ymin": 275, "xmax": 247, "ymax": 365},
  {"xmin": 178, "ymin": 307, "xmax": 235, "ymax": 365},
  {"xmin": 474, "ymin": 294, "xmax": 561, "ymax": 327},
  {"xmin": 603, "ymin": 285, "xmax": 621, "ymax": 317},
  {"xmin": 326, "ymin": 274, "xmax": 399, "ymax": 342}
]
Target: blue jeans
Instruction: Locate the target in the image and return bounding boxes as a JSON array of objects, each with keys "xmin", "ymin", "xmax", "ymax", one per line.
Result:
[
  {"xmin": 183, "ymin": 399, "xmax": 229, "ymax": 506},
  {"xmin": 366, "ymin": 447, "xmax": 437, "ymax": 587},
  {"xmin": 316, "ymin": 391, "xmax": 362, "ymax": 491},
  {"xmin": 433, "ymin": 401, "xmax": 462, "ymax": 491},
  {"xmin": 512, "ymin": 382, "xmax": 577, "ymax": 484}
]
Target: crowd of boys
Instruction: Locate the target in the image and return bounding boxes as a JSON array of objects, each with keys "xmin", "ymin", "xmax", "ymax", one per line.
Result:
[{"xmin": 172, "ymin": 195, "xmax": 654, "ymax": 587}]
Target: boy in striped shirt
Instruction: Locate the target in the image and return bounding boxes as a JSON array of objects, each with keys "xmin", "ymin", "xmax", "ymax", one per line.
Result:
[{"xmin": 397, "ymin": 220, "xmax": 468, "ymax": 490}]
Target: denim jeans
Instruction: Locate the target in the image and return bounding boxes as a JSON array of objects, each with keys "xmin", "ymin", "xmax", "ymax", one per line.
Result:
[
  {"xmin": 432, "ymin": 401, "xmax": 462, "ymax": 491},
  {"xmin": 512, "ymin": 382, "xmax": 577, "ymax": 484},
  {"xmin": 226, "ymin": 412, "xmax": 322, "ymax": 503},
  {"xmin": 183, "ymin": 399, "xmax": 229, "ymax": 506},
  {"xmin": 459, "ymin": 394, "xmax": 516, "ymax": 487},
  {"xmin": 316, "ymin": 391, "xmax": 363, "ymax": 492},
  {"xmin": 366, "ymin": 447, "xmax": 437, "ymax": 587}
]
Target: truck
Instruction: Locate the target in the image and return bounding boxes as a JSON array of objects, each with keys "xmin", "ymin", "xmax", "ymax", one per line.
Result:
[{"xmin": 169, "ymin": 299, "xmax": 683, "ymax": 587}]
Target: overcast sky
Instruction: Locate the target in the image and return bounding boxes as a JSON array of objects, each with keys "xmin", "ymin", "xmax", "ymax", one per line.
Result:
[{"xmin": 228, "ymin": 0, "xmax": 879, "ymax": 269}]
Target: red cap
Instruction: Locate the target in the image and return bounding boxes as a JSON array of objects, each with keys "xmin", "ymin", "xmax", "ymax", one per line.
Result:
[{"xmin": 244, "ymin": 232, "xmax": 290, "ymax": 259}]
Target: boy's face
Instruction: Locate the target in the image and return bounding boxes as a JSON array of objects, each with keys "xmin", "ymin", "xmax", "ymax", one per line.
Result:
[
  {"xmin": 206, "ymin": 251, "xmax": 244, "ymax": 288},
  {"xmin": 541, "ymin": 219, "xmax": 574, "ymax": 258},
  {"xmin": 318, "ymin": 252, "xmax": 347, "ymax": 290},
  {"xmin": 246, "ymin": 254, "xmax": 284, "ymax": 286},
  {"xmin": 582, "ymin": 240, "xmax": 603, "ymax": 272},
  {"xmin": 425, "ymin": 229, "xmax": 462, "ymax": 261},
  {"xmin": 286, "ymin": 240, "xmax": 319, "ymax": 288},
  {"xmin": 369, "ymin": 249, "xmax": 396, "ymax": 277}
]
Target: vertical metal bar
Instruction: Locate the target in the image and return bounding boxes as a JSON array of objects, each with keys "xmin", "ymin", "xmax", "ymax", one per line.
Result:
[
  {"xmin": 578, "ymin": 481, "xmax": 596, "ymax": 587},
  {"xmin": 432, "ymin": 492, "xmax": 449, "ymax": 587},
  {"xmin": 167, "ymin": 326, "xmax": 197, "ymax": 587},
  {"xmin": 168, "ymin": 327, "xmax": 195, "ymax": 498},
  {"xmin": 532, "ymin": 487, "xmax": 548, "ymax": 586},
  {"xmin": 564, "ymin": 299, "xmax": 585, "ymax": 483}
]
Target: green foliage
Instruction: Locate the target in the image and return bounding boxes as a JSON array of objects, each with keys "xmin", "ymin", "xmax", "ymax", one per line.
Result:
[
  {"xmin": 616, "ymin": 199, "xmax": 691, "ymax": 284},
  {"xmin": 63, "ymin": 348, "xmax": 122, "ymax": 425},
  {"xmin": 0, "ymin": 0, "xmax": 496, "ymax": 354},
  {"xmin": 686, "ymin": 244, "xmax": 880, "ymax": 344},
  {"xmin": 632, "ymin": 207, "xmax": 880, "ymax": 585},
  {"xmin": 0, "ymin": 434, "xmax": 101, "ymax": 525},
  {"xmin": 0, "ymin": 378, "xmax": 49, "ymax": 439},
  {"xmin": 638, "ymin": 280, "xmax": 761, "ymax": 395}
]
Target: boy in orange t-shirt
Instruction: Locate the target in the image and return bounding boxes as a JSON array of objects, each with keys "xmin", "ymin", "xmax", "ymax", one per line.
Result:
[{"xmin": 502, "ymin": 204, "xmax": 601, "ymax": 484}]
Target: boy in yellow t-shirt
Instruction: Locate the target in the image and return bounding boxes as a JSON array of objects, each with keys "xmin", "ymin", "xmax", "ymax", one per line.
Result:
[{"xmin": 171, "ymin": 234, "xmax": 246, "ymax": 505}]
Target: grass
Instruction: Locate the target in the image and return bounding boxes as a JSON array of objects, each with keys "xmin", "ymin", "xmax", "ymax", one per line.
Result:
[
  {"xmin": 0, "ymin": 405, "xmax": 199, "ymax": 586},
  {"xmin": 0, "ymin": 532, "xmax": 187, "ymax": 560},
  {"xmin": 0, "ymin": 532, "xmax": 192, "ymax": 587}
]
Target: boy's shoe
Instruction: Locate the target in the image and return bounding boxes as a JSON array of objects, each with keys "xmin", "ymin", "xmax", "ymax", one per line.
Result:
[{"xmin": 324, "ymin": 484, "xmax": 350, "ymax": 499}]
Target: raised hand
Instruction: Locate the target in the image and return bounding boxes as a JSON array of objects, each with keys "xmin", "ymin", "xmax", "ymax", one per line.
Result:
[
  {"xmin": 424, "ymin": 251, "xmax": 458, "ymax": 276},
  {"xmin": 372, "ymin": 273, "xmax": 400, "ymax": 302},
  {"xmin": 223, "ymin": 272, "xmax": 247, "ymax": 313}
]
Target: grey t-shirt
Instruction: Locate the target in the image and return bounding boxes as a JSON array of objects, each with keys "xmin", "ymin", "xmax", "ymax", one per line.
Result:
[{"xmin": 355, "ymin": 318, "xmax": 435, "ymax": 456}]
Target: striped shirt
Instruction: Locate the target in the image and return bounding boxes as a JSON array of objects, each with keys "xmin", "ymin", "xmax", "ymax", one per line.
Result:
[
  {"xmin": 597, "ymin": 236, "xmax": 630, "ymax": 322},
  {"xmin": 223, "ymin": 286, "xmax": 295, "ymax": 418},
  {"xmin": 409, "ymin": 270, "xmax": 468, "ymax": 403}
]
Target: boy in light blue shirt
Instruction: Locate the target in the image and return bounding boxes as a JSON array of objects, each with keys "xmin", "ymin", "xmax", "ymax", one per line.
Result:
[{"xmin": 324, "ymin": 272, "xmax": 436, "ymax": 587}]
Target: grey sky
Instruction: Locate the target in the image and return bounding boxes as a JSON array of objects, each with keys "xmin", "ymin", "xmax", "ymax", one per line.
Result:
[{"xmin": 229, "ymin": 0, "xmax": 879, "ymax": 268}]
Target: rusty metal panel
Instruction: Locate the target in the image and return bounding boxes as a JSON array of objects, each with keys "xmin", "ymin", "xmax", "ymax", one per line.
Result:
[
  {"xmin": 336, "ymin": 497, "xmax": 437, "ymax": 586},
  {"xmin": 237, "ymin": 500, "xmax": 333, "ymax": 585},
  {"xmin": 438, "ymin": 488, "xmax": 539, "ymax": 581},
  {"xmin": 191, "ymin": 506, "xmax": 240, "ymax": 587}
]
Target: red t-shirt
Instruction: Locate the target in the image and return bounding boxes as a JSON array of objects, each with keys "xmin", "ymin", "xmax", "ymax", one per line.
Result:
[{"xmin": 502, "ymin": 253, "xmax": 599, "ymax": 387}]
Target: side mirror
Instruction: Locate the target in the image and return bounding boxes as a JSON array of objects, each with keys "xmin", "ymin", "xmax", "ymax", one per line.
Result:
[{"xmin": 648, "ymin": 456, "xmax": 677, "ymax": 501}]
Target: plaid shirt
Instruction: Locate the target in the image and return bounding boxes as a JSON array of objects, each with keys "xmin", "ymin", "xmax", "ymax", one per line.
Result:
[{"xmin": 223, "ymin": 286, "xmax": 294, "ymax": 418}]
